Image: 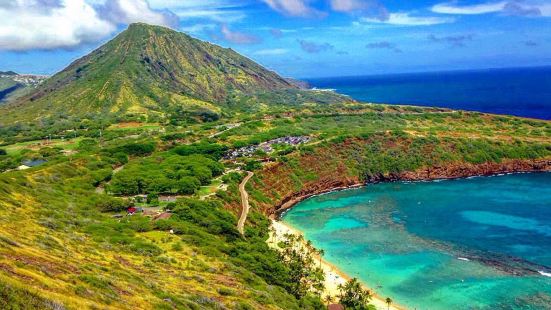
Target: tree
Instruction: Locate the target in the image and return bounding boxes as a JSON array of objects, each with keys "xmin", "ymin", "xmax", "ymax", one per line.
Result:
[
  {"xmin": 0, "ymin": 149, "xmax": 7, "ymax": 156},
  {"xmin": 337, "ymin": 278, "xmax": 372, "ymax": 310},
  {"xmin": 318, "ymin": 248, "xmax": 325, "ymax": 268},
  {"xmin": 385, "ymin": 297, "xmax": 393, "ymax": 310},
  {"xmin": 95, "ymin": 197, "xmax": 129, "ymax": 212},
  {"xmin": 278, "ymin": 233, "xmax": 325, "ymax": 299},
  {"xmin": 324, "ymin": 295, "xmax": 334, "ymax": 307},
  {"xmin": 177, "ymin": 176, "xmax": 200, "ymax": 195}
]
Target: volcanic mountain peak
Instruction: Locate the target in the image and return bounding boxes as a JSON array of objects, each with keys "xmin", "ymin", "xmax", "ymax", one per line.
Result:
[{"xmin": 1, "ymin": 23, "xmax": 347, "ymax": 124}]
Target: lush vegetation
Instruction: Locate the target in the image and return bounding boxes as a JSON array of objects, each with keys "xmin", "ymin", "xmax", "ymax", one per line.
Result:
[
  {"xmin": 0, "ymin": 20, "xmax": 549, "ymax": 310},
  {"xmin": 108, "ymin": 154, "xmax": 223, "ymax": 195},
  {"xmin": 337, "ymin": 278, "xmax": 375, "ymax": 310}
]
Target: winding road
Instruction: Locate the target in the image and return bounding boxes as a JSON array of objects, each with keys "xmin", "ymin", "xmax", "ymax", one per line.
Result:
[{"xmin": 237, "ymin": 171, "xmax": 254, "ymax": 235}]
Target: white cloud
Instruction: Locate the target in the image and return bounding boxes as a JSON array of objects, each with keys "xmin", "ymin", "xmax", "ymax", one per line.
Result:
[
  {"xmin": 330, "ymin": 0, "xmax": 369, "ymax": 12},
  {"xmin": 171, "ymin": 8, "xmax": 245, "ymax": 23},
  {"xmin": 0, "ymin": 0, "xmax": 177, "ymax": 51},
  {"xmin": 254, "ymin": 48, "xmax": 288, "ymax": 55},
  {"xmin": 261, "ymin": 0, "xmax": 323, "ymax": 17},
  {"xmin": 149, "ymin": 0, "xmax": 248, "ymax": 23},
  {"xmin": 431, "ymin": 1, "xmax": 551, "ymax": 17},
  {"xmin": 360, "ymin": 13, "xmax": 454, "ymax": 26},
  {"xmin": 181, "ymin": 23, "xmax": 217, "ymax": 34},
  {"xmin": 0, "ymin": 0, "xmax": 114, "ymax": 51},
  {"xmin": 432, "ymin": 2, "xmax": 505, "ymax": 15},
  {"xmin": 100, "ymin": 0, "xmax": 177, "ymax": 27},
  {"xmin": 220, "ymin": 25, "xmax": 260, "ymax": 44},
  {"xmin": 330, "ymin": 0, "xmax": 389, "ymax": 21}
]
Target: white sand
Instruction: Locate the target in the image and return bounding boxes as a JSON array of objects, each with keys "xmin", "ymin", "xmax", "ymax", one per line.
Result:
[{"xmin": 269, "ymin": 220, "xmax": 403, "ymax": 310}]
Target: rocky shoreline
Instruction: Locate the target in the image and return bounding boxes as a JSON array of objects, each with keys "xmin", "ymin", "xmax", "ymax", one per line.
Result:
[{"xmin": 272, "ymin": 158, "xmax": 551, "ymax": 218}]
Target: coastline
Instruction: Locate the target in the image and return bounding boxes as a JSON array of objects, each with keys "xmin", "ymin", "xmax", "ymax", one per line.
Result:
[
  {"xmin": 271, "ymin": 158, "xmax": 551, "ymax": 219},
  {"xmin": 265, "ymin": 167, "xmax": 550, "ymax": 309},
  {"xmin": 269, "ymin": 220, "xmax": 404, "ymax": 310}
]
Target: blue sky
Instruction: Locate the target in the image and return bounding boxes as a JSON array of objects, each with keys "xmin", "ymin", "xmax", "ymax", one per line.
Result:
[{"xmin": 1, "ymin": 0, "xmax": 550, "ymax": 78}]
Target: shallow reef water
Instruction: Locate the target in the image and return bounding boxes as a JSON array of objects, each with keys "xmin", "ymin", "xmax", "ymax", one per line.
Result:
[{"xmin": 283, "ymin": 173, "xmax": 551, "ymax": 309}]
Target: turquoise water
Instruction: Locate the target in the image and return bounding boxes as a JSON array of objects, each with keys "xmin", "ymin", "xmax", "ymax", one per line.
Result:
[{"xmin": 282, "ymin": 173, "xmax": 551, "ymax": 309}]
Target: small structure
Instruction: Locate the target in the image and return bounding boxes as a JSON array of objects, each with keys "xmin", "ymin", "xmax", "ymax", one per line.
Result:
[
  {"xmin": 224, "ymin": 136, "xmax": 311, "ymax": 159},
  {"xmin": 328, "ymin": 304, "xmax": 344, "ymax": 310},
  {"xmin": 126, "ymin": 207, "xmax": 137, "ymax": 215}
]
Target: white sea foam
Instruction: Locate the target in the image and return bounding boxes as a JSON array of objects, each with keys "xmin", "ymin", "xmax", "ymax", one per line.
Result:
[
  {"xmin": 457, "ymin": 257, "xmax": 470, "ymax": 261},
  {"xmin": 538, "ymin": 271, "xmax": 551, "ymax": 277}
]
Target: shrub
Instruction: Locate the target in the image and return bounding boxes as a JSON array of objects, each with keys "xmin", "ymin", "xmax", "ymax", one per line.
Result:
[
  {"xmin": 95, "ymin": 197, "xmax": 129, "ymax": 212},
  {"xmin": 0, "ymin": 149, "xmax": 7, "ymax": 156},
  {"xmin": 78, "ymin": 138, "xmax": 98, "ymax": 151},
  {"xmin": 177, "ymin": 177, "xmax": 201, "ymax": 195},
  {"xmin": 114, "ymin": 142, "xmax": 156, "ymax": 157}
]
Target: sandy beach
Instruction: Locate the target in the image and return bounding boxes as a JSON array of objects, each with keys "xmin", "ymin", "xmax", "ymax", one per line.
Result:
[{"xmin": 269, "ymin": 220, "xmax": 404, "ymax": 310}]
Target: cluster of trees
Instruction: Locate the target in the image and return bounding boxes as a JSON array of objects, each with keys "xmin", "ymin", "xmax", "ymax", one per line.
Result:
[
  {"xmin": 277, "ymin": 233, "xmax": 325, "ymax": 299},
  {"xmin": 108, "ymin": 154, "xmax": 223, "ymax": 195},
  {"xmin": 171, "ymin": 141, "xmax": 228, "ymax": 160},
  {"xmin": 0, "ymin": 149, "xmax": 16, "ymax": 172},
  {"xmin": 335, "ymin": 278, "xmax": 375, "ymax": 310}
]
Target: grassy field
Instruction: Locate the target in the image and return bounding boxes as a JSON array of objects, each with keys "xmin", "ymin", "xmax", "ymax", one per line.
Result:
[{"xmin": 0, "ymin": 104, "xmax": 550, "ymax": 309}]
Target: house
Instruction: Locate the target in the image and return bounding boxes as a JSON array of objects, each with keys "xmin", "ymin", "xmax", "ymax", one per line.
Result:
[
  {"xmin": 127, "ymin": 207, "xmax": 137, "ymax": 215},
  {"xmin": 328, "ymin": 304, "xmax": 344, "ymax": 310}
]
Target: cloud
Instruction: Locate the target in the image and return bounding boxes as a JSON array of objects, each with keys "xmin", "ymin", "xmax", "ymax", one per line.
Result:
[
  {"xmin": 261, "ymin": 0, "xmax": 324, "ymax": 17},
  {"xmin": 270, "ymin": 29, "xmax": 284, "ymax": 38},
  {"xmin": 0, "ymin": 0, "xmax": 114, "ymax": 51},
  {"xmin": 330, "ymin": 0, "xmax": 389, "ymax": 21},
  {"xmin": 0, "ymin": 0, "xmax": 177, "ymax": 51},
  {"xmin": 148, "ymin": 0, "xmax": 248, "ymax": 22},
  {"xmin": 99, "ymin": 0, "xmax": 178, "ymax": 27},
  {"xmin": 432, "ymin": 1, "xmax": 550, "ymax": 17},
  {"xmin": 181, "ymin": 23, "xmax": 217, "ymax": 34},
  {"xmin": 297, "ymin": 39, "xmax": 334, "ymax": 53},
  {"xmin": 428, "ymin": 34, "xmax": 474, "ymax": 47},
  {"xmin": 220, "ymin": 25, "xmax": 260, "ymax": 44},
  {"xmin": 366, "ymin": 41, "xmax": 402, "ymax": 53},
  {"xmin": 432, "ymin": 2, "xmax": 505, "ymax": 14},
  {"xmin": 254, "ymin": 48, "xmax": 289, "ymax": 55},
  {"xmin": 360, "ymin": 12, "xmax": 454, "ymax": 26},
  {"xmin": 503, "ymin": 2, "xmax": 541, "ymax": 16}
]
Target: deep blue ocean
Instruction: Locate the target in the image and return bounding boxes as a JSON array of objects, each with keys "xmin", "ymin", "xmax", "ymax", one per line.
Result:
[
  {"xmin": 306, "ymin": 66, "xmax": 551, "ymax": 120},
  {"xmin": 283, "ymin": 173, "xmax": 551, "ymax": 309}
]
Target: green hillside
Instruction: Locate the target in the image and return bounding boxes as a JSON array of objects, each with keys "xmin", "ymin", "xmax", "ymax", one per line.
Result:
[
  {"xmin": 0, "ymin": 21, "xmax": 549, "ymax": 310},
  {"xmin": 0, "ymin": 23, "xmax": 347, "ymax": 128}
]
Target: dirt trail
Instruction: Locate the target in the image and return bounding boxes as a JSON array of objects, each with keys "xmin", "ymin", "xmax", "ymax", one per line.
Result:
[{"xmin": 237, "ymin": 171, "xmax": 254, "ymax": 235}]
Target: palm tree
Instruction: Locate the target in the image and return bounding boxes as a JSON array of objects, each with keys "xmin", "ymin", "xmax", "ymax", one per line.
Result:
[
  {"xmin": 386, "ymin": 297, "xmax": 393, "ymax": 310},
  {"xmin": 318, "ymin": 248, "xmax": 325, "ymax": 268},
  {"xmin": 324, "ymin": 294, "xmax": 334, "ymax": 306},
  {"xmin": 338, "ymin": 278, "xmax": 372, "ymax": 309}
]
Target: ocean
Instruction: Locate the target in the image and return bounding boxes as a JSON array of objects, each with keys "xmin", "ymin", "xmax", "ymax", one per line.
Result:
[
  {"xmin": 282, "ymin": 173, "xmax": 551, "ymax": 309},
  {"xmin": 306, "ymin": 66, "xmax": 551, "ymax": 120}
]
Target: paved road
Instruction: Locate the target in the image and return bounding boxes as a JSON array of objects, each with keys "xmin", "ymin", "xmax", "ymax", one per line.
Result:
[{"xmin": 237, "ymin": 171, "xmax": 254, "ymax": 235}]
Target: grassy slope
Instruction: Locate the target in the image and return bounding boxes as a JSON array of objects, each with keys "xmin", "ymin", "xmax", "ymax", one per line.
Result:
[
  {"xmin": 0, "ymin": 156, "xmax": 308, "ymax": 309},
  {"xmin": 0, "ymin": 23, "xmax": 304, "ymax": 124},
  {"xmin": 0, "ymin": 106, "xmax": 549, "ymax": 309},
  {"xmin": 216, "ymin": 109, "xmax": 551, "ymax": 213}
]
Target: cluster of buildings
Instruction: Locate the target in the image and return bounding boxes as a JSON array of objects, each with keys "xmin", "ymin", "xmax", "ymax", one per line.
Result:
[
  {"xmin": 224, "ymin": 136, "xmax": 311, "ymax": 159},
  {"xmin": 11, "ymin": 74, "xmax": 48, "ymax": 86}
]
